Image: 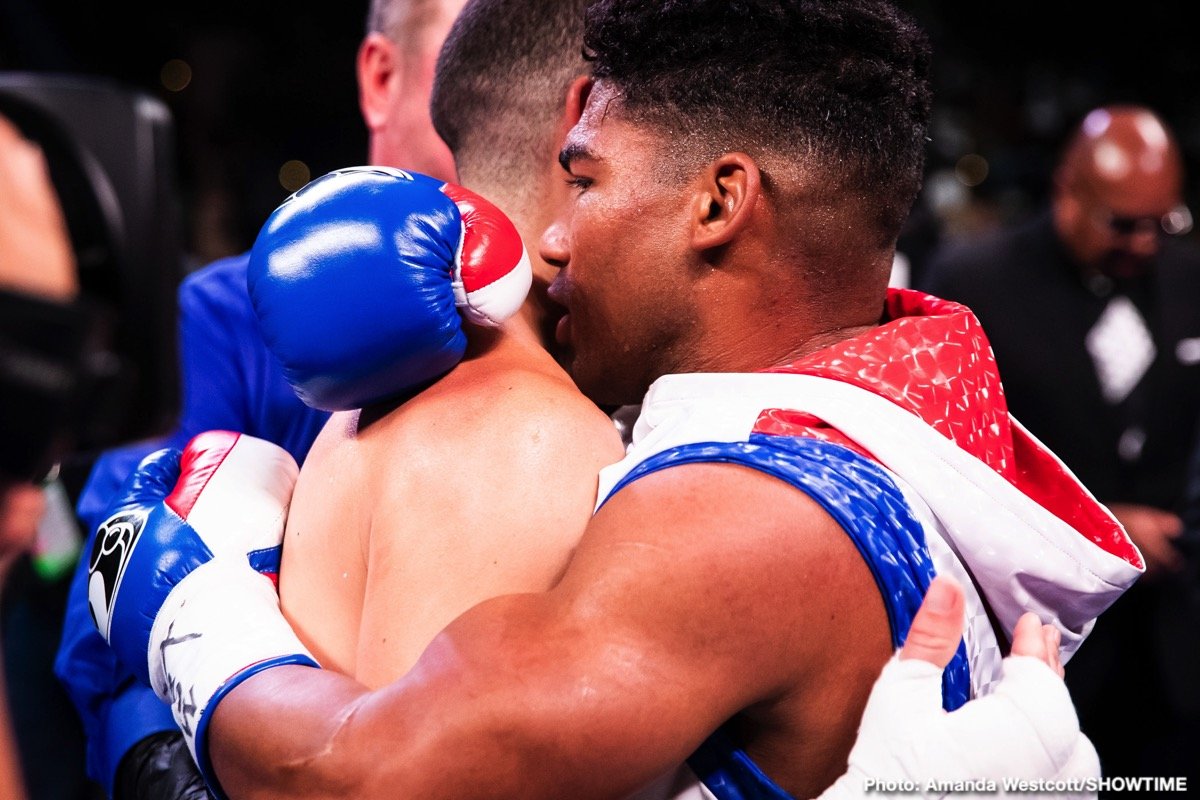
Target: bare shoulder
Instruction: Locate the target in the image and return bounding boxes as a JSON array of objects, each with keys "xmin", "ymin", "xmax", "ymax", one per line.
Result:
[
  {"xmin": 288, "ymin": 410, "xmax": 372, "ymax": 516},
  {"xmin": 349, "ymin": 356, "xmax": 624, "ymax": 682},
  {"xmin": 474, "ymin": 366, "xmax": 624, "ymax": 460},
  {"xmin": 358, "ymin": 353, "xmax": 624, "ymax": 564},
  {"xmin": 368, "ymin": 356, "xmax": 624, "ymax": 481},
  {"xmin": 580, "ymin": 461, "xmax": 876, "ymax": 605},
  {"xmin": 453, "ymin": 358, "xmax": 620, "ymax": 440}
]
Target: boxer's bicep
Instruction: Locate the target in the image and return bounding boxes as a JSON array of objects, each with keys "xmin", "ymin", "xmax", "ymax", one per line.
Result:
[
  {"xmin": 386, "ymin": 462, "xmax": 868, "ymax": 797},
  {"xmin": 210, "ymin": 462, "xmax": 872, "ymax": 799}
]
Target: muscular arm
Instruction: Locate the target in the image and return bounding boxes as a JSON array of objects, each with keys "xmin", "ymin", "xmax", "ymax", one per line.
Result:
[{"xmin": 211, "ymin": 463, "xmax": 890, "ymax": 800}]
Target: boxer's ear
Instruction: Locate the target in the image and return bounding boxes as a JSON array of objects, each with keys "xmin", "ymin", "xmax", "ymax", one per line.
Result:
[
  {"xmin": 689, "ymin": 152, "xmax": 762, "ymax": 252},
  {"xmin": 557, "ymin": 75, "xmax": 592, "ymax": 143},
  {"xmin": 358, "ymin": 32, "xmax": 400, "ymax": 133}
]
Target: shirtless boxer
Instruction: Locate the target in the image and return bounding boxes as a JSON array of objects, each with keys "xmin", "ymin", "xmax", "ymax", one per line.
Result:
[
  {"xmin": 91, "ymin": 1, "xmax": 1137, "ymax": 798},
  {"xmin": 56, "ymin": 2, "xmax": 470, "ymax": 795},
  {"xmin": 271, "ymin": 0, "xmax": 623, "ymax": 688}
]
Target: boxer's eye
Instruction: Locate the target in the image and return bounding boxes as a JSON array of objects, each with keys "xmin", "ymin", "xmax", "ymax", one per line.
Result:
[{"xmin": 565, "ymin": 175, "xmax": 593, "ymax": 193}]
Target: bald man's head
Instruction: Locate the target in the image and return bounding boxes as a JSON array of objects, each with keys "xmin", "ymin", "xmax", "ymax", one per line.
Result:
[
  {"xmin": 1052, "ymin": 105, "xmax": 1192, "ymax": 278},
  {"xmin": 359, "ymin": 0, "xmax": 469, "ymax": 180}
]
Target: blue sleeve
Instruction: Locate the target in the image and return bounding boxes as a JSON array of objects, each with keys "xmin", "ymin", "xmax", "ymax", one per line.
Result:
[
  {"xmin": 55, "ymin": 256, "xmax": 260, "ymax": 795},
  {"xmin": 174, "ymin": 253, "xmax": 328, "ymax": 462},
  {"xmin": 56, "ymin": 255, "xmax": 327, "ymax": 795},
  {"xmin": 174, "ymin": 256, "xmax": 256, "ymax": 439},
  {"xmin": 56, "ymin": 549, "xmax": 177, "ymax": 797}
]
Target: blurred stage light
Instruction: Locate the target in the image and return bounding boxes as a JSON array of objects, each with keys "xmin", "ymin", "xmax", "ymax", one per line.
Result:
[
  {"xmin": 955, "ymin": 154, "xmax": 989, "ymax": 187},
  {"xmin": 279, "ymin": 160, "xmax": 312, "ymax": 191},
  {"xmin": 160, "ymin": 59, "xmax": 192, "ymax": 92}
]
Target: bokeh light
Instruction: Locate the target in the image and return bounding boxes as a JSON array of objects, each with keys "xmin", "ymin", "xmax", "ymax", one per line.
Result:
[
  {"xmin": 159, "ymin": 59, "xmax": 192, "ymax": 92},
  {"xmin": 279, "ymin": 160, "xmax": 312, "ymax": 192}
]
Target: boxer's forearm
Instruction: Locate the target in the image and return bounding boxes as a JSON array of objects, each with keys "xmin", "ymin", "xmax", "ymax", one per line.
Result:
[
  {"xmin": 207, "ymin": 648, "xmax": 622, "ymax": 800},
  {"xmin": 208, "ymin": 664, "xmax": 585, "ymax": 800},
  {"xmin": 205, "ymin": 588, "xmax": 702, "ymax": 800},
  {"xmin": 208, "ymin": 667, "xmax": 382, "ymax": 800}
]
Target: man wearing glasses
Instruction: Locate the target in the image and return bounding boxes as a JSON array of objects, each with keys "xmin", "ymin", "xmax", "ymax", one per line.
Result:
[{"xmin": 921, "ymin": 103, "xmax": 1200, "ymax": 787}]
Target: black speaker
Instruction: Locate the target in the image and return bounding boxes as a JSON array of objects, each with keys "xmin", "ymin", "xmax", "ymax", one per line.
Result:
[{"xmin": 0, "ymin": 72, "xmax": 185, "ymax": 451}]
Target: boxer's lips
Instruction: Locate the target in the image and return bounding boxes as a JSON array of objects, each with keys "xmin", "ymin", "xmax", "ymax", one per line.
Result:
[
  {"xmin": 555, "ymin": 313, "xmax": 571, "ymax": 346},
  {"xmin": 546, "ymin": 280, "xmax": 571, "ymax": 345}
]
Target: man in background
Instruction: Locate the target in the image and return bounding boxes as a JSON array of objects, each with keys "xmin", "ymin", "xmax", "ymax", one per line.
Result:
[
  {"xmin": 921, "ymin": 104, "xmax": 1200, "ymax": 785},
  {"xmin": 54, "ymin": 2, "xmax": 466, "ymax": 797}
]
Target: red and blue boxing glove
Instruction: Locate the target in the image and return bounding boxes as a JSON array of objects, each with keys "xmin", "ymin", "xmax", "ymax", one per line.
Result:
[
  {"xmin": 248, "ymin": 166, "xmax": 532, "ymax": 411},
  {"xmin": 87, "ymin": 431, "xmax": 311, "ymax": 795},
  {"xmin": 88, "ymin": 168, "xmax": 533, "ymax": 796}
]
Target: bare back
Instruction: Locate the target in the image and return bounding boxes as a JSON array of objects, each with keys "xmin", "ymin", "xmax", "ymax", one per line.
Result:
[{"xmin": 278, "ymin": 332, "xmax": 625, "ymax": 687}]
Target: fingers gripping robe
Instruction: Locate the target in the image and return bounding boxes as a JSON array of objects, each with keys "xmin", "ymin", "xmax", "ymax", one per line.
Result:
[
  {"xmin": 87, "ymin": 431, "xmax": 317, "ymax": 794},
  {"xmin": 896, "ymin": 574, "xmax": 965, "ymax": 669},
  {"xmin": 818, "ymin": 576, "xmax": 1100, "ymax": 799},
  {"xmin": 248, "ymin": 166, "xmax": 532, "ymax": 412}
]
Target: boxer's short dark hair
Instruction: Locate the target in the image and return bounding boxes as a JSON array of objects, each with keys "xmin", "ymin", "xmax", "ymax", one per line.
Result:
[
  {"xmin": 366, "ymin": 0, "xmax": 440, "ymax": 48},
  {"xmin": 582, "ymin": 0, "xmax": 933, "ymax": 241},
  {"xmin": 431, "ymin": 0, "xmax": 589, "ymax": 197}
]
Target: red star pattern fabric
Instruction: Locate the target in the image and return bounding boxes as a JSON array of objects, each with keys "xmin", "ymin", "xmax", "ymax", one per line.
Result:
[{"xmin": 756, "ymin": 288, "xmax": 1141, "ymax": 568}]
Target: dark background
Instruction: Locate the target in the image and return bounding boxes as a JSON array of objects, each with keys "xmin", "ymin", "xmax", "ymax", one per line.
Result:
[
  {"xmin": 1, "ymin": 0, "xmax": 1197, "ymax": 271},
  {"xmin": 0, "ymin": 0, "xmax": 371, "ymax": 268}
]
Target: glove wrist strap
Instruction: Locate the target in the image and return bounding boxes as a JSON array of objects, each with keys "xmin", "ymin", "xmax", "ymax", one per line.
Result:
[{"xmin": 147, "ymin": 557, "xmax": 319, "ymax": 798}]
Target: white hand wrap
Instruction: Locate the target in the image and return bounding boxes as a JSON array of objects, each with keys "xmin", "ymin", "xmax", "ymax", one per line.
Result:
[{"xmin": 818, "ymin": 654, "xmax": 1100, "ymax": 799}]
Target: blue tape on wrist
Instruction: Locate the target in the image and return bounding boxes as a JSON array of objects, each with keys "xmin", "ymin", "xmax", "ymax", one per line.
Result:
[{"xmin": 193, "ymin": 653, "xmax": 322, "ymax": 800}]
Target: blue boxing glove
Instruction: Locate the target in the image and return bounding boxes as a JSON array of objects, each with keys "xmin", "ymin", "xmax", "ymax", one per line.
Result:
[
  {"xmin": 88, "ymin": 430, "xmax": 315, "ymax": 797},
  {"xmin": 248, "ymin": 166, "xmax": 532, "ymax": 411}
]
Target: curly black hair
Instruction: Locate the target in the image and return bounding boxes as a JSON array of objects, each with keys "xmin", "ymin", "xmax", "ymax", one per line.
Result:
[{"xmin": 583, "ymin": 0, "xmax": 932, "ymax": 241}]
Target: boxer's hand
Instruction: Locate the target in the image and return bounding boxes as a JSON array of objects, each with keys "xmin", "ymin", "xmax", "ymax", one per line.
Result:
[
  {"xmin": 248, "ymin": 166, "xmax": 532, "ymax": 412},
  {"xmin": 87, "ymin": 431, "xmax": 317, "ymax": 793},
  {"xmin": 816, "ymin": 576, "xmax": 1099, "ymax": 799}
]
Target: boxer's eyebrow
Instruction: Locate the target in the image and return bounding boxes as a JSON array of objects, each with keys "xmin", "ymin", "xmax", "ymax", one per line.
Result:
[{"xmin": 558, "ymin": 142, "xmax": 595, "ymax": 173}]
